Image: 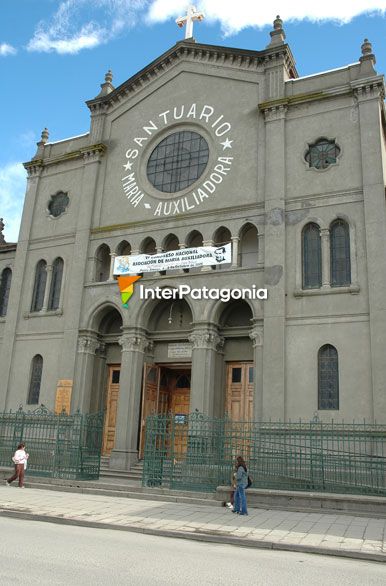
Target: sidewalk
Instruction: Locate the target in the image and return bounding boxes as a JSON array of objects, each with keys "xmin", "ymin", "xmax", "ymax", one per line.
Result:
[{"xmin": 1, "ymin": 485, "xmax": 385, "ymax": 562}]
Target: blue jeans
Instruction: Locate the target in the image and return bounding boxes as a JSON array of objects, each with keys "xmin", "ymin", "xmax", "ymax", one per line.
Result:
[{"xmin": 234, "ymin": 485, "xmax": 247, "ymax": 514}]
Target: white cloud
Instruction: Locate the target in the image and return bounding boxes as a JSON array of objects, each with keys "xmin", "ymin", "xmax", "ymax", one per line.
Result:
[
  {"xmin": 0, "ymin": 43, "xmax": 17, "ymax": 56},
  {"xmin": 0, "ymin": 163, "xmax": 26, "ymax": 243},
  {"xmin": 147, "ymin": 1, "xmax": 386, "ymax": 34},
  {"xmin": 27, "ymin": 0, "xmax": 147, "ymax": 54}
]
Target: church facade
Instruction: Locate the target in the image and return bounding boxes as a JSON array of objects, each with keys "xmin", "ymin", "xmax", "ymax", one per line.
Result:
[{"xmin": 1, "ymin": 18, "xmax": 386, "ymax": 470}]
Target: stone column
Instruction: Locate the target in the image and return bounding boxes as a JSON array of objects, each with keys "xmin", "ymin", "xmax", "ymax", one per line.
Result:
[
  {"xmin": 189, "ymin": 324, "xmax": 224, "ymax": 415},
  {"xmin": 355, "ymin": 80, "xmax": 386, "ymax": 420},
  {"xmin": 1, "ymin": 164, "xmax": 43, "ymax": 409},
  {"xmin": 72, "ymin": 333, "xmax": 100, "ymax": 413},
  {"xmin": 249, "ymin": 322, "xmax": 264, "ymax": 421},
  {"xmin": 320, "ymin": 228, "xmax": 330, "ymax": 289},
  {"xmin": 231, "ymin": 236, "xmax": 239, "ymax": 268},
  {"xmin": 42, "ymin": 264, "xmax": 53, "ymax": 310},
  {"xmin": 109, "ymin": 253, "xmax": 116, "ymax": 281},
  {"xmin": 201, "ymin": 240, "xmax": 213, "ymax": 272},
  {"xmin": 261, "ymin": 104, "xmax": 287, "ymax": 420},
  {"xmin": 109, "ymin": 328, "xmax": 149, "ymax": 470},
  {"xmin": 57, "ymin": 145, "xmax": 106, "ymax": 395}
]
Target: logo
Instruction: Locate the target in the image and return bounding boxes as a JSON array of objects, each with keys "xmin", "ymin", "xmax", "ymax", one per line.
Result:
[{"xmin": 117, "ymin": 276, "xmax": 142, "ymax": 307}]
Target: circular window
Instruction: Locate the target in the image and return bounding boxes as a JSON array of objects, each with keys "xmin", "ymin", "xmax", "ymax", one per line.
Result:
[
  {"xmin": 147, "ymin": 131, "xmax": 209, "ymax": 193},
  {"xmin": 48, "ymin": 191, "xmax": 69, "ymax": 217}
]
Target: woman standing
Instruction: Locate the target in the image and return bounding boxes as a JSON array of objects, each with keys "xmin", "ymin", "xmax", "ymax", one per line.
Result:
[
  {"xmin": 6, "ymin": 443, "xmax": 29, "ymax": 488},
  {"xmin": 233, "ymin": 455, "xmax": 248, "ymax": 515}
]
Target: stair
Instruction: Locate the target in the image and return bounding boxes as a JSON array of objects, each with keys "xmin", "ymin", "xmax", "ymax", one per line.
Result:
[{"xmin": 99, "ymin": 456, "xmax": 144, "ymax": 483}]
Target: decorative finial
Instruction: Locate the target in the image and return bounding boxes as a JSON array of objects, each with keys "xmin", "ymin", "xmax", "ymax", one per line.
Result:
[
  {"xmin": 359, "ymin": 38, "xmax": 376, "ymax": 76},
  {"xmin": 176, "ymin": 5, "xmax": 205, "ymax": 40},
  {"xmin": 41, "ymin": 128, "xmax": 49, "ymax": 144},
  {"xmin": 267, "ymin": 14, "xmax": 286, "ymax": 48},
  {"xmin": 273, "ymin": 15, "xmax": 283, "ymax": 30},
  {"xmin": 0, "ymin": 218, "xmax": 5, "ymax": 244},
  {"xmin": 96, "ymin": 69, "xmax": 115, "ymax": 97}
]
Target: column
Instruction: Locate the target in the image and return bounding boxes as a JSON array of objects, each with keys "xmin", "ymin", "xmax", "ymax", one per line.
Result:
[
  {"xmin": 262, "ymin": 104, "xmax": 287, "ymax": 420},
  {"xmin": 201, "ymin": 240, "xmax": 213, "ymax": 272},
  {"xmin": 72, "ymin": 333, "xmax": 100, "ymax": 413},
  {"xmin": 320, "ymin": 228, "xmax": 330, "ymax": 289},
  {"xmin": 42, "ymin": 264, "xmax": 53, "ymax": 310},
  {"xmin": 189, "ymin": 324, "xmax": 224, "ymax": 415},
  {"xmin": 57, "ymin": 145, "xmax": 106, "ymax": 392},
  {"xmin": 249, "ymin": 321, "xmax": 263, "ymax": 421},
  {"xmin": 231, "ymin": 236, "xmax": 239, "ymax": 268},
  {"xmin": 109, "ymin": 328, "xmax": 149, "ymax": 470},
  {"xmin": 355, "ymin": 81, "xmax": 386, "ymax": 420},
  {"xmin": 1, "ymin": 164, "xmax": 43, "ymax": 409},
  {"xmin": 109, "ymin": 253, "xmax": 116, "ymax": 281}
]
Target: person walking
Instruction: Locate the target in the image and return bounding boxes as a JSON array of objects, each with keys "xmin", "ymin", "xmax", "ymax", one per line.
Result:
[
  {"xmin": 6, "ymin": 443, "xmax": 29, "ymax": 488},
  {"xmin": 233, "ymin": 455, "xmax": 248, "ymax": 515}
]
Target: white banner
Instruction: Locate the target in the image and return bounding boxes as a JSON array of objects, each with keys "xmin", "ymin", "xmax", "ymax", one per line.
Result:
[{"xmin": 114, "ymin": 243, "xmax": 231, "ymax": 274}]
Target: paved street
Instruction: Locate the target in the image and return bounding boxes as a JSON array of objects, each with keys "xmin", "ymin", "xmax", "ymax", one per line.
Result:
[
  {"xmin": 0, "ymin": 486, "xmax": 386, "ymax": 563},
  {"xmin": 1, "ymin": 516, "xmax": 385, "ymax": 585}
]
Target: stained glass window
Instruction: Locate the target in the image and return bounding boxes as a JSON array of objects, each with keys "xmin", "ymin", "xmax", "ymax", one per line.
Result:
[
  {"xmin": 305, "ymin": 139, "xmax": 340, "ymax": 170},
  {"xmin": 0, "ymin": 268, "xmax": 12, "ymax": 317},
  {"xmin": 27, "ymin": 355, "xmax": 43, "ymax": 405},
  {"xmin": 330, "ymin": 220, "xmax": 351, "ymax": 287},
  {"xmin": 147, "ymin": 131, "xmax": 209, "ymax": 193},
  {"xmin": 318, "ymin": 345, "xmax": 339, "ymax": 410},
  {"xmin": 302, "ymin": 223, "xmax": 322, "ymax": 289}
]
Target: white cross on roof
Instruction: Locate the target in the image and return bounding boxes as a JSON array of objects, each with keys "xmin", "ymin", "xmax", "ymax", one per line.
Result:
[{"xmin": 176, "ymin": 5, "xmax": 205, "ymax": 40}]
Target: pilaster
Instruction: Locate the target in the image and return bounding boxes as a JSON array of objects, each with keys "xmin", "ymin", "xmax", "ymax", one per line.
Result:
[{"xmin": 249, "ymin": 321, "xmax": 263, "ymax": 421}]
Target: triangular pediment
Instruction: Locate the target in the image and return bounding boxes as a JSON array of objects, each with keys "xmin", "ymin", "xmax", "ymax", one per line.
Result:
[{"xmin": 86, "ymin": 39, "xmax": 297, "ymax": 113}]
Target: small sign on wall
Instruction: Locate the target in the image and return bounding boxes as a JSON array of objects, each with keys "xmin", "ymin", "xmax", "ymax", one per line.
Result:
[
  {"xmin": 55, "ymin": 379, "xmax": 73, "ymax": 415},
  {"xmin": 167, "ymin": 342, "xmax": 192, "ymax": 359}
]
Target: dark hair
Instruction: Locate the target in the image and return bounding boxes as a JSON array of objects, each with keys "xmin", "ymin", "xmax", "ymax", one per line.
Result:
[
  {"xmin": 17, "ymin": 443, "xmax": 25, "ymax": 450},
  {"xmin": 236, "ymin": 455, "xmax": 247, "ymax": 472}
]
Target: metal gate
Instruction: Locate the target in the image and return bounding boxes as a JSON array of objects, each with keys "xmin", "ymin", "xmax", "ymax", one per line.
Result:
[{"xmin": 143, "ymin": 412, "xmax": 386, "ymax": 495}]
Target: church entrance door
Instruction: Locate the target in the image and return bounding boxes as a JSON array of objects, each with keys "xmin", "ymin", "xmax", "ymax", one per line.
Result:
[
  {"xmin": 102, "ymin": 365, "xmax": 121, "ymax": 455},
  {"xmin": 139, "ymin": 364, "xmax": 191, "ymax": 458},
  {"xmin": 225, "ymin": 362, "xmax": 254, "ymax": 421}
]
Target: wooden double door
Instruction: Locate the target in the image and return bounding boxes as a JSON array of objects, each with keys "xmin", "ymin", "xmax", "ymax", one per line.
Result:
[
  {"xmin": 225, "ymin": 362, "xmax": 254, "ymax": 421},
  {"xmin": 139, "ymin": 364, "xmax": 191, "ymax": 458},
  {"xmin": 102, "ymin": 365, "xmax": 121, "ymax": 455}
]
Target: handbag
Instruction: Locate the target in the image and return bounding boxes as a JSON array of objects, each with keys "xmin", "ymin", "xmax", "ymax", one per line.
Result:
[{"xmin": 246, "ymin": 475, "xmax": 252, "ymax": 488}]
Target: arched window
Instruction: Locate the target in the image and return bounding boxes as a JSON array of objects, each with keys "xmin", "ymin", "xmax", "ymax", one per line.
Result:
[
  {"xmin": 95, "ymin": 244, "xmax": 110, "ymax": 282},
  {"xmin": 31, "ymin": 260, "xmax": 47, "ymax": 312},
  {"xmin": 239, "ymin": 223, "xmax": 258, "ymax": 268},
  {"xmin": 162, "ymin": 233, "xmax": 179, "ymax": 252},
  {"xmin": 318, "ymin": 345, "xmax": 339, "ymax": 410},
  {"xmin": 116, "ymin": 240, "xmax": 131, "ymax": 256},
  {"xmin": 302, "ymin": 223, "xmax": 321, "ymax": 289},
  {"xmin": 140, "ymin": 237, "xmax": 156, "ymax": 254},
  {"xmin": 0, "ymin": 268, "xmax": 12, "ymax": 317},
  {"xmin": 48, "ymin": 257, "xmax": 64, "ymax": 310},
  {"xmin": 330, "ymin": 220, "xmax": 351, "ymax": 287},
  {"xmin": 27, "ymin": 354, "xmax": 43, "ymax": 405}
]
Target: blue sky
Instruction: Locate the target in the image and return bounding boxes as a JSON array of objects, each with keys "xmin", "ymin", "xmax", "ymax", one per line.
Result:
[{"xmin": 1, "ymin": 0, "xmax": 386, "ymax": 242}]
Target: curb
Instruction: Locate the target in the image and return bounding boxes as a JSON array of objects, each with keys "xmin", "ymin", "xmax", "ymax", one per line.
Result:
[{"xmin": 1, "ymin": 509, "xmax": 385, "ymax": 564}]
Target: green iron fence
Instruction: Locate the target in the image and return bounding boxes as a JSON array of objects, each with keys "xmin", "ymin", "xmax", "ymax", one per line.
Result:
[
  {"xmin": 143, "ymin": 412, "xmax": 386, "ymax": 495},
  {"xmin": 0, "ymin": 405, "xmax": 103, "ymax": 480}
]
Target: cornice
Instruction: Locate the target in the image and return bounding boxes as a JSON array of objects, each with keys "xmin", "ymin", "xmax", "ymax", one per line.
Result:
[
  {"xmin": 86, "ymin": 40, "xmax": 297, "ymax": 113},
  {"xmin": 23, "ymin": 143, "xmax": 107, "ymax": 172},
  {"xmin": 260, "ymin": 73, "xmax": 385, "ymax": 112}
]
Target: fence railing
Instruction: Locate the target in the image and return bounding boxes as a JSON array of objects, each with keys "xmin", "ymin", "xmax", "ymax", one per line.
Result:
[
  {"xmin": 0, "ymin": 405, "xmax": 103, "ymax": 480},
  {"xmin": 143, "ymin": 413, "xmax": 386, "ymax": 495}
]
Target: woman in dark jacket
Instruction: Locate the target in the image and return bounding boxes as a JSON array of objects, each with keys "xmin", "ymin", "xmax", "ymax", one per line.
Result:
[{"xmin": 233, "ymin": 455, "xmax": 248, "ymax": 515}]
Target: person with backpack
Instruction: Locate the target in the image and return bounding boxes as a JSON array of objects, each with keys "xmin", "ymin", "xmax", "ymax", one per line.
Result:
[
  {"xmin": 6, "ymin": 442, "xmax": 29, "ymax": 488},
  {"xmin": 233, "ymin": 455, "xmax": 248, "ymax": 515}
]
